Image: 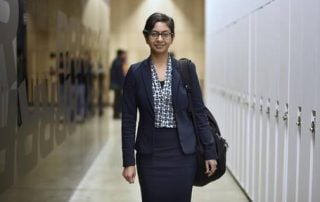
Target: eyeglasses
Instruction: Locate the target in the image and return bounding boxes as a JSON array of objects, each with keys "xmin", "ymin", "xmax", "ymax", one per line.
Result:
[{"xmin": 148, "ymin": 31, "xmax": 173, "ymax": 40}]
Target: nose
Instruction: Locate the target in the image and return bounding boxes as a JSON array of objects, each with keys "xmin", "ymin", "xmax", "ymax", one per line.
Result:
[{"xmin": 156, "ymin": 34, "xmax": 164, "ymax": 41}]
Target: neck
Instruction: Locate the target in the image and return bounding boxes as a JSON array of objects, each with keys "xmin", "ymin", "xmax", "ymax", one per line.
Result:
[{"xmin": 150, "ymin": 52, "xmax": 168, "ymax": 67}]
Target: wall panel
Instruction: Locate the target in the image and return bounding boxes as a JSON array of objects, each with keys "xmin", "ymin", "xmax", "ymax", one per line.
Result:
[
  {"xmin": 0, "ymin": 0, "xmax": 111, "ymax": 194},
  {"xmin": 205, "ymin": 0, "xmax": 320, "ymax": 201}
]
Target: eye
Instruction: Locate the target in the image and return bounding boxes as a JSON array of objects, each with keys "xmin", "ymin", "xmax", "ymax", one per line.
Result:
[
  {"xmin": 150, "ymin": 32, "xmax": 159, "ymax": 38},
  {"xmin": 162, "ymin": 32, "xmax": 170, "ymax": 38}
]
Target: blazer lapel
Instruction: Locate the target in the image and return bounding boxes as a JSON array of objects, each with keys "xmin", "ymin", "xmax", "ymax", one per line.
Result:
[{"xmin": 141, "ymin": 58, "xmax": 154, "ymax": 112}]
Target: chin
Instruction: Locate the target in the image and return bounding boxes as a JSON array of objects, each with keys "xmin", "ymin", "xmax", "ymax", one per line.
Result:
[{"xmin": 152, "ymin": 48, "xmax": 168, "ymax": 54}]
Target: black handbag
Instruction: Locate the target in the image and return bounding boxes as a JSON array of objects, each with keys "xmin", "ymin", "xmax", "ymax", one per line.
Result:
[{"xmin": 178, "ymin": 58, "xmax": 228, "ymax": 186}]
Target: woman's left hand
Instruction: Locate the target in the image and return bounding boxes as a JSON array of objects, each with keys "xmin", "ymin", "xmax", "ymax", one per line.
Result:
[{"xmin": 205, "ymin": 159, "xmax": 217, "ymax": 177}]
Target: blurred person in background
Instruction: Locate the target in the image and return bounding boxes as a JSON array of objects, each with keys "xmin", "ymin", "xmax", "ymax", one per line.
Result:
[
  {"xmin": 58, "ymin": 52, "xmax": 65, "ymax": 106},
  {"xmin": 76, "ymin": 55, "xmax": 86, "ymax": 122},
  {"xmin": 84, "ymin": 53, "xmax": 94, "ymax": 117},
  {"xmin": 110, "ymin": 49, "xmax": 127, "ymax": 119},
  {"xmin": 97, "ymin": 60, "xmax": 105, "ymax": 116},
  {"xmin": 66, "ymin": 53, "xmax": 77, "ymax": 122},
  {"xmin": 48, "ymin": 52, "xmax": 58, "ymax": 105}
]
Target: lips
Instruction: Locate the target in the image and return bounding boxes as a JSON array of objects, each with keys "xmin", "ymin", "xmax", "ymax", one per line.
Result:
[{"xmin": 155, "ymin": 45, "xmax": 165, "ymax": 49}]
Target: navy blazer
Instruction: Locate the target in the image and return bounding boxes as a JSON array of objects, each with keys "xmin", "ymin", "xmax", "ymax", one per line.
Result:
[{"xmin": 121, "ymin": 57, "xmax": 217, "ymax": 167}]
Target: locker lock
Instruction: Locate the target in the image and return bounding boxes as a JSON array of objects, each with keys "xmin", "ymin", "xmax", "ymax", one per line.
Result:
[
  {"xmin": 282, "ymin": 103, "xmax": 289, "ymax": 121},
  {"xmin": 260, "ymin": 97, "xmax": 263, "ymax": 112},
  {"xmin": 274, "ymin": 100, "xmax": 279, "ymax": 118},
  {"xmin": 266, "ymin": 98, "xmax": 271, "ymax": 114},
  {"xmin": 266, "ymin": 107, "xmax": 270, "ymax": 114},
  {"xmin": 296, "ymin": 106, "xmax": 302, "ymax": 127},
  {"xmin": 251, "ymin": 95, "xmax": 256, "ymax": 109},
  {"xmin": 283, "ymin": 112, "xmax": 288, "ymax": 121},
  {"xmin": 310, "ymin": 110, "xmax": 316, "ymax": 133}
]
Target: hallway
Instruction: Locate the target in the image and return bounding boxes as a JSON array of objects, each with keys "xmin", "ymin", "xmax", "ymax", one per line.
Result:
[
  {"xmin": 1, "ymin": 0, "xmax": 320, "ymax": 201},
  {"xmin": 0, "ymin": 109, "xmax": 248, "ymax": 202}
]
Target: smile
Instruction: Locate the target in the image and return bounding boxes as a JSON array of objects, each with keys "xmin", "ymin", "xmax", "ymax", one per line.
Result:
[{"xmin": 155, "ymin": 45, "xmax": 165, "ymax": 48}]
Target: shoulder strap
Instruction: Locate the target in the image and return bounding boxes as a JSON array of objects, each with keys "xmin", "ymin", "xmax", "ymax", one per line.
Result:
[
  {"xmin": 177, "ymin": 58, "xmax": 192, "ymax": 90},
  {"xmin": 178, "ymin": 58, "xmax": 202, "ymax": 148}
]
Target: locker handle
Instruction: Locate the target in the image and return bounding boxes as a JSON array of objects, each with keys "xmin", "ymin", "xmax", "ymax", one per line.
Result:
[
  {"xmin": 266, "ymin": 107, "xmax": 270, "ymax": 114},
  {"xmin": 296, "ymin": 106, "xmax": 302, "ymax": 127},
  {"xmin": 282, "ymin": 112, "xmax": 288, "ymax": 121},
  {"xmin": 275, "ymin": 110, "xmax": 279, "ymax": 118},
  {"xmin": 266, "ymin": 98, "xmax": 271, "ymax": 114},
  {"xmin": 310, "ymin": 122, "xmax": 315, "ymax": 133},
  {"xmin": 310, "ymin": 110, "xmax": 316, "ymax": 133},
  {"xmin": 296, "ymin": 116, "xmax": 301, "ymax": 126}
]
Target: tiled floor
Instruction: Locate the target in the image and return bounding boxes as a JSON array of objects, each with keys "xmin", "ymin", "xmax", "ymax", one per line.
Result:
[{"xmin": 0, "ymin": 109, "xmax": 249, "ymax": 202}]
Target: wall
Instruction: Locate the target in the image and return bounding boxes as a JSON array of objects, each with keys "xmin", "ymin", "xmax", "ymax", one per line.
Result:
[
  {"xmin": 0, "ymin": 0, "xmax": 110, "ymax": 193},
  {"xmin": 205, "ymin": 0, "xmax": 320, "ymax": 201},
  {"xmin": 109, "ymin": 0, "xmax": 206, "ymax": 81},
  {"xmin": 27, "ymin": 0, "xmax": 110, "ymax": 103}
]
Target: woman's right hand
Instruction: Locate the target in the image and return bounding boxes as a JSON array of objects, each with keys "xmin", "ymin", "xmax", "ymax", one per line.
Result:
[{"xmin": 122, "ymin": 166, "xmax": 136, "ymax": 184}]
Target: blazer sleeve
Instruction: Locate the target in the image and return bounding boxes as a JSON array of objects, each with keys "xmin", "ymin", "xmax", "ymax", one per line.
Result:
[
  {"xmin": 121, "ymin": 66, "xmax": 137, "ymax": 167},
  {"xmin": 189, "ymin": 62, "xmax": 218, "ymax": 160}
]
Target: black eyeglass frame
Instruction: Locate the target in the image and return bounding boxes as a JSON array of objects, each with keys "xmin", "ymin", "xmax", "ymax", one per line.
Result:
[{"xmin": 143, "ymin": 29, "xmax": 174, "ymax": 40}]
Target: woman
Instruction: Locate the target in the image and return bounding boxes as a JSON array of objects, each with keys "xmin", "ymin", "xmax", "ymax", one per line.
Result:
[{"xmin": 121, "ymin": 12, "xmax": 217, "ymax": 202}]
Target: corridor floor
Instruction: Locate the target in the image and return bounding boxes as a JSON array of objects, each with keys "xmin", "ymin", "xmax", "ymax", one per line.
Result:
[{"xmin": 0, "ymin": 109, "xmax": 249, "ymax": 202}]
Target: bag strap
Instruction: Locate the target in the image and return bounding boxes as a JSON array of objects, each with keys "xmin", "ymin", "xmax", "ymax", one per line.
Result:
[{"xmin": 178, "ymin": 59, "xmax": 203, "ymax": 150}]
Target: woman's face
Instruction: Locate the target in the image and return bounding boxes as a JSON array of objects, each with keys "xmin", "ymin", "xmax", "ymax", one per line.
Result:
[{"xmin": 146, "ymin": 22, "xmax": 174, "ymax": 55}]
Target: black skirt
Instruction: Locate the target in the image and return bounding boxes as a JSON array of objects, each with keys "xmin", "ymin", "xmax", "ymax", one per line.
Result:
[{"xmin": 136, "ymin": 128, "xmax": 197, "ymax": 202}]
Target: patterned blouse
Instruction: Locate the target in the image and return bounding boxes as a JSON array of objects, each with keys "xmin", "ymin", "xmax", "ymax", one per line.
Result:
[{"xmin": 151, "ymin": 56, "xmax": 177, "ymax": 128}]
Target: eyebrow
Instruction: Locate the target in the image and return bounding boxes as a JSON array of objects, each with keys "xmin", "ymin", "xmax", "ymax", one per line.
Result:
[{"xmin": 151, "ymin": 30, "xmax": 171, "ymax": 32}]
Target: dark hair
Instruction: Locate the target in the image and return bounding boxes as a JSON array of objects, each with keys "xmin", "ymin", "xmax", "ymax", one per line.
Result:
[
  {"xmin": 143, "ymin": 12, "xmax": 175, "ymax": 38},
  {"xmin": 116, "ymin": 49, "xmax": 126, "ymax": 57},
  {"xmin": 49, "ymin": 52, "xmax": 56, "ymax": 58}
]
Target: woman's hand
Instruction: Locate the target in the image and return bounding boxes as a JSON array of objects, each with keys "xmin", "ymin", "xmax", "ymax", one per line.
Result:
[
  {"xmin": 205, "ymin": 159, "xmax": 217, "ymax": 177},
  {"xmin": 122, "ymin": 166, "xmax": 136, "ymax": 184}
]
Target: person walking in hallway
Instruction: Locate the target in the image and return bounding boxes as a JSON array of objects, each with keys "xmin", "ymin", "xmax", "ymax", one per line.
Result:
[
  {"xmin": 121, "ymin": 12, "xmax": 218, "ymax": 202},
  {"xmin": 110, "ymin": 49, "xmax": 127, "ymax": 119}
]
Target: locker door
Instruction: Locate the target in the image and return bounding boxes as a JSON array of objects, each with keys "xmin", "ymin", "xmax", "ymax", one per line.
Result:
[
  {"xmin": 254, "ymin": 7, "xmax": 274, "ymax": 201},
  {"xmin": 227, "ymin": 94, "xmax": 235, "ymax": 171},
  {"xmin": 255, "ymin": 3, "xmax": 281, "ymax": 200},
  {"xmin": 232, "ymin": 18, "xmax": 250, "ymax": 187},
  {"xmin": 251, "ymin": 12, "xmax": 262, "ymax": 201},
  {"xmin": 276, "ymin": 1, "xmax": 290, "ymax": 201},
  {"xmin": 312, "ymin": 1, "xmax": 320, "ymax": 200},
  {"xmin": 239, "ymin": 19, "xmax": 250, "ymax": 190},
  {"xmin": 239, "ymin": 95, "xmax": 245, "ymax": 186},
  {"xmin": 257, "ymin": 97, "xmax": 266, "ymax": 202},
  {"xmin": 288, "ymin": 0, "xmax": 318, "ymax": 201},
  {"xmin": 249, "ymin": 96, "xmax": 257, "ymax": 200},
  {"xmin": 280, "ymin": 103, "xmax": 289, "ymax": 202},
  {"xmin": 312, "ymin": 61, "xmax": 320, "ymax": 200},
  {"xmin": 264, "ymin": 98, "xmax": 272, "ymax": 202},
  {"xmin": 243, "ymin": 94, "xmax": 250, "ymax": 192},
  {"xmin": 247, "ymin": 95, "xmax": 254, "ymax": 197},
  {"xmin": 235, "ymin": 95, "xmax": 241, "ymax": 180},
  {"xmin": 259, "ymin": 0, "xmax": 291, "ymax": 200},
  {"xmin": 286, "ymin": 1, "xmax": 302, "ymax": 201}
]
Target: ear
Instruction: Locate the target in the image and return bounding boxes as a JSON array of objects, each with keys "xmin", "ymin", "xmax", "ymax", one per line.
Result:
[
  {"xmin": 144, "ymin": 36, "xmax": 150, "ymax": 45},
  {"xmin": 170, "ymin": 34, "xmax": 175, "ymax": 44},
  {"xmin": 171, "ymin": 35, "xmax": 175, "ymax": 43}
]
